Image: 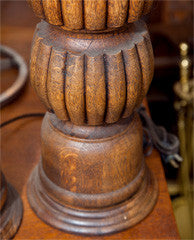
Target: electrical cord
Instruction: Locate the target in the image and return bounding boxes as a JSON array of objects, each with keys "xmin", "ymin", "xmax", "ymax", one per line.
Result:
[
  {"xmin": 0, "ymin": 113, "xmax": 44, "ymax": 128},
  {"xmin": 138, "ymin": 105, "xmax": 183, "ymax": 168}
]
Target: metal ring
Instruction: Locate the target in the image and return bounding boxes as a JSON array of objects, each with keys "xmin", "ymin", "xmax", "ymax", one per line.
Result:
[{"xmin": 0, "ymin": 45, "xmax": 28, "ymax": 107}]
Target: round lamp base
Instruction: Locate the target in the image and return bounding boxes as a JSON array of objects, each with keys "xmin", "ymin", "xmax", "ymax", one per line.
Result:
[
  {"xmin": 27, "ymin": 163, "xmax": 158, "ymax": 236},
  {"xmin": 0, "ymin": 184, "xmax": 23, "ymax": 239}
]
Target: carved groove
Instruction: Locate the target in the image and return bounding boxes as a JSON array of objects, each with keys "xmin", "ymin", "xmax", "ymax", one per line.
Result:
[
  {"xmin": 83, "ymin": 54, "xmax": 87, "ymax": 123},
  {"xmin": 30, "ymin": 21, "xmax": 154, "ymax": 125},
  {"xmin": 58, "ymin": 0, "xmax": 64, "ymax": 24},
  {"xmin": 103, "ymin": 54, "xmax": 109, "ymax": 123},
  {"xmin": 82, "ymin": 0, "xmax": 85, "ymax": 29},
  {"xmin": 121, "ymin": 50, "xmax": 128, "ymax": 118}
]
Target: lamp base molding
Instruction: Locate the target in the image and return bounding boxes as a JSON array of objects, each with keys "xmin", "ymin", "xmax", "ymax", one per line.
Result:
[
  {"xmin": 28, "ymin": 163, "xmax": 157, "ymax": 235},
  {"xmin": 27, "ymin": 112, "xmax": 158, "ymax": 236},
  {"xmin": 0, "ymin": 180, "xmax": 23, "ymax": 239}
]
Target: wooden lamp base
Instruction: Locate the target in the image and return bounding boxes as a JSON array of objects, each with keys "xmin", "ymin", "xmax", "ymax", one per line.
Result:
[
  {"xmin": 0, "ymin": 173, "xmax": 23, "ymax": 239},
  {"xmin": 27, "ymin": 0, "xmax": 157, "ymax": 235},
  {"xmin": 27, "ymin": 112, "xmax": 158, "ymax": 235}
]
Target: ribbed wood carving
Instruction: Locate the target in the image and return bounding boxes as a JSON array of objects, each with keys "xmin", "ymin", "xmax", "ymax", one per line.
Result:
[
  {"xmin": 30, "ymin": 21, "xmax": 154, "ymax": 125},
  {"xmin": 27, "ymin": 0, "xmax": 158, "ymax": 236},
  {"xmin": 28, "ymin": 0, "xmax": 153, "ymax": 30}
]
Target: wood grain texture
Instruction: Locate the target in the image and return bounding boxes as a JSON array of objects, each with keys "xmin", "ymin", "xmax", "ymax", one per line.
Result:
[
  {"xmin": 41, "ymin": 112, "xmax": 143, "ymax": 195},
  {"xmin": 136, "ymin": 35, "xmax": 154, "ymax": 95},
  {"xmin": 122, "ymin": 47, "xmax": 143, "ymax": 117},
  {"xmin": 107, "ymin": 0, "xmax": 129, "ymax": 28},
  {"xmin": 27, "ymin": 0, "xmax": 153, "ymax": 30},
  {"xmin": 31, "ymin": 39, "xmax": 52, "ymax": 110},
  {"xmin": 42, "ymin": 0, "xmax": 63, "ymax": 25},
  {"xmin": 28, "ymin": 10, "xmax": 157, "ymax": 233},
  {"xmin": 27, "ymin": 112, "xmax": 158, "ymax": 235},
  {"xmin": 136, "ymin": 41, "xmax": 149, "ymax": 94},
  {"xmin": 84, "ymin": 0, "xmax": 106, "ymax": 30},
  {"xmin": 104, "ymin": 52, "xmax": 126, "ymax": 123},
  {"xmin": 47, "ymin": 48, "xmax": 69, "ymax": 120},
  {"xmin": 1, "ymin": 1, "xmax": 180, "ymax": 238},
  {"xmin": 65, "ymin": 54, "xmax": 85, "ymax": 125},
  {"xmin": 85, "ymin": 55, "xmax": 106, "ymax": 125},
  {"xmin": 61, "ymin": 0, "xmax": 83, "ymax": 30},
  {"xmin": 128, "ymin": 0, "xmax": 144, "ymax": 23},
  {"xmin": 30, "ymin": 20, "xmax": 154, "ymax": 125},
  {"xmin": 28, "ymin": 162, "xmax": 157, "ymax": 235}
]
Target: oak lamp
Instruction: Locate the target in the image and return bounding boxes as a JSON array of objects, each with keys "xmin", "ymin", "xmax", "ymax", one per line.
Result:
[{"xmin": 27, "ymin": 0, "xmax": 158, "ymax": 235}]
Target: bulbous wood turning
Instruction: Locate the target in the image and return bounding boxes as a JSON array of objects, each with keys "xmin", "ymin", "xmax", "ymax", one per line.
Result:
[
  {"xmin": 0, "ymin": 172, "xmax": 23, "ymax": 239},
  {"xmin": 27, "ymin": 0, "xmax": 158, "ymax": 236},
  {"xmin": 28, "ymin": 0, "xmax": 153, "ymax": 31},
  {"xmin": 30, "ymin": 20, "xmax": 154, "ymax": 125}
]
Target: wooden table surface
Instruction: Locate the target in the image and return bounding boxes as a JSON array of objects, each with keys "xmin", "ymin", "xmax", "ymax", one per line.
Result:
[{"xmin": 1, "ymin": 1, "xmax": 180, "ymax": 239}]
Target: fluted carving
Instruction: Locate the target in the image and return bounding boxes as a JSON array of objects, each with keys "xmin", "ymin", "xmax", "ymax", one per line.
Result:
[
  {"xmin": 27, "ymin": 0, "xmax": 158, "ymax": 235},
  {"xmin": 30, "ymin": 21, "xmax": 153, "ymax": 125},
  {"xmin": 27, "ymin": 0, "xmax": 153, "ymax": 30}
]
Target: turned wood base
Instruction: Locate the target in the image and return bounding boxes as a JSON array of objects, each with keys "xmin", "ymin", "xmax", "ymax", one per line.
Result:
[
  {"xmin": 26, "ymin": 0, "xmax": 157, "ymax": 234},
  {"xmin": 27, "ymin": 112, "xmax": 158, "ymax": 235},
  {"xmin": 28, "ymin": 163, "xmax": 157, "ymax": 235},
  {"xmin": 0, "ymin": 174, "xmax": 23, "ymax": 239}
]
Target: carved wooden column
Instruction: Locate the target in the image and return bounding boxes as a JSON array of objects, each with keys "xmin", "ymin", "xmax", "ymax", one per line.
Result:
[
  {"xmin": 27, "ymin": 0, "xmax": 158, "ymax": 235},
  {"xmin": 0, "ymin": 171, "xmax": 23, "ymax": 239}
]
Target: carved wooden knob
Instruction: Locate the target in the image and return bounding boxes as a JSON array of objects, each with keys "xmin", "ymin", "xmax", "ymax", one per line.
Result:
[
  {"xmin": 28, "ymin": 0, "xmax": 153, "ymax": 31},
  {"xmin": 30, "ymin": 21, "xmax": 153, "ymax": 125}
]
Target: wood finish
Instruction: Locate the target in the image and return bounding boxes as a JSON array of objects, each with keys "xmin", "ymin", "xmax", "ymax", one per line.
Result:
[
  {"xmin": 28, "ymin": 0, "xmax": 157, "ymax": 235},
  {"xmin": 27, "ymin": 0, "xmax": 153, "ymax": 31},
  {"xmin": 26, "ymin": 0, "xmax": 159, "ymax": 235},
  {"xmin": 0, "ymin": 172, "xmax": 23, "ymax": 239},
  {"xmin": 28, "ymin": 163, "xmax": 157, "ymax": 235},
  {"xmin": 27, "ymin": 112, "xmax": 158, "ymax": 235},
  {"xmin": 1, "ymin": 1, "xmax": 180, "ymax": 238},
  {"xmin": 30, "ymin": 21, "xmax": 153, "ymax": 125},
  {"xmin": 41, "ymin": 113, "xmax": 144, "ymax": 195}
]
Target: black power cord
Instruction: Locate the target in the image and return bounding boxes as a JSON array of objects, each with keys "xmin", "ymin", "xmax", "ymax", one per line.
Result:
[
  {"xmin": 138, "ymin": 105, "xmax": 183, "ymax": 168},
  {"xmin": 0, "ymin": 113, "xmax": 44, "ymax": 128}
]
